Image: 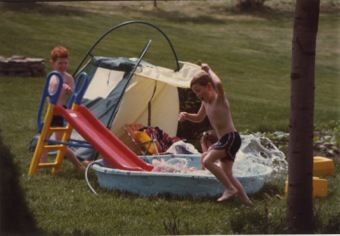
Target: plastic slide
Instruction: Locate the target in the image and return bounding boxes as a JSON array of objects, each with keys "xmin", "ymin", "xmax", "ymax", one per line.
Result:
[{"xmin": 53, "ymin": 105, "xmax": 154, "ymax": 172}]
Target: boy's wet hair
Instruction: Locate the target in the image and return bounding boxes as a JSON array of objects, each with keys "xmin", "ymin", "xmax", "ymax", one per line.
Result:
[
  {"xmin": 50, "ymin": 46, "xmax": 69, "ymax": 62},
  {"xmin": 190, "ymin": 71, "xmax": 216, "ymax": 89},
  {"xmin": 190, "ymin": 71, "xmax": 214, "ymax": 89}
]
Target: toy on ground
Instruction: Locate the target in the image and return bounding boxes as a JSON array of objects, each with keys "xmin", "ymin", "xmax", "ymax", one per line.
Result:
[
  {"xmin": 313, "ymin": 156, "xmax": 334, "ymax": 176},
  {"xmin": 284, "ymin": 156, "xmax": 334, "ymax": 198}
]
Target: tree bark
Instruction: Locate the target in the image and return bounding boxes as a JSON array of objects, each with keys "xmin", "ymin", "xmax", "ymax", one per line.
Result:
[{"xmin": 287, "ymin": 0, "xmax": 320, "ymax": 233}]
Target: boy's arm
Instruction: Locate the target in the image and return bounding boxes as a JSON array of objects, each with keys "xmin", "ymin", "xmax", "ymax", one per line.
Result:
[
  {"xmin": 63, "ymin": 72, "xmax": 74, "ymax": 95},
  {"xmin": 179, "ymin": 103, "xmax": 206, "ymax": 123},
  {"xmin": 48, "ymin": 75, "xmax": 60, "ymax": 94},
  {"xmin": 201, "ymin": 64, "xmax": 225, "ymax": 96}
]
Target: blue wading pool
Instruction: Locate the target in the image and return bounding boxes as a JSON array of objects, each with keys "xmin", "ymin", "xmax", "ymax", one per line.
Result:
[{"xmin": 91, "ymin": 154, "xmax": 273, "ymax": 198}]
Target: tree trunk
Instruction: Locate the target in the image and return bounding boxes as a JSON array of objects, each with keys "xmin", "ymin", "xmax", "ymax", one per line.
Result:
[{"xmin": 287, "ymin": 0, "xmax": 320, "ymax": 233}]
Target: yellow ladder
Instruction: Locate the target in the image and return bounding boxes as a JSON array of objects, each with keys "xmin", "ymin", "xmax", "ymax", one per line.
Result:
[{"xmin": 28, "ymin": 103, "xmax": 75, "ymax": 176}]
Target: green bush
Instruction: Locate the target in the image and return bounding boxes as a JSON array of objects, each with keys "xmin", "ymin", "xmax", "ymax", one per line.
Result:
[{"xmin": 176, "ymin": 87, "xmax": 212, "ymax": 151}]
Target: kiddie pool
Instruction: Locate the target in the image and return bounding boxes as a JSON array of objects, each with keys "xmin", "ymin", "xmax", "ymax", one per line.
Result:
[{"xmin": 90, "ymin": 154, "xmax": 273, "ymax": 197}]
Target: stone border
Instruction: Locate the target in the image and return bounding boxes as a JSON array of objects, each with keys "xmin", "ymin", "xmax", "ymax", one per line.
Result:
[{"xmin": 0, "ymin": 55, "xmax": 46, "ymax": 77}]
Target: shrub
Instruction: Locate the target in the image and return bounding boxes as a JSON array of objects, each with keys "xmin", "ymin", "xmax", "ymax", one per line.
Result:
[{"xmin": 176, "ymin": 88, "xmax": 212, "ymax": 151}]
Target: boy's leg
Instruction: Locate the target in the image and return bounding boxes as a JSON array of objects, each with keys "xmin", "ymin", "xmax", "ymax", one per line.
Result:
[
  {"xmin": 65, "ymin": 148, "xmax": 85, "ymax": 170},
  {"xmin": 203, "ymin": 150, "xmax": 237, "ymax": 200},
  {"xmin": 221, "ymin": 160, "xmax": 252, "ymax": 204},
  {"xmin": 55, "ymin": 132, "xmax": 84, "ymax": 170},
  {"xmin": 40, "ymin": 132, "xmax": 53, "ymax": 163},
  {"xmin": 200, "ymin": 152, "xmax": 207, "ymax": 170},
  {"xmin": 40, "ymin": 149, "xmax": 48, "ymax": 163}
]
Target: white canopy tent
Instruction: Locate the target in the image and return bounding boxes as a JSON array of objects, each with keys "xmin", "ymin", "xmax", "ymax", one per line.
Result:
[{"xmin": 74, "ymin": 57, "xmax": 202, "ymax": 159}]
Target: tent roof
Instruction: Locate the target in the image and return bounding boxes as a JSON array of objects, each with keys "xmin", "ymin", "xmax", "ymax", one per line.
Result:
[
  {"xmin": 90, "ymin": 57, "xmax": 203, "ymax": 89},
  {"xmin": 135, "ymin": 60, "xmax": 202, "ymax": 88}
]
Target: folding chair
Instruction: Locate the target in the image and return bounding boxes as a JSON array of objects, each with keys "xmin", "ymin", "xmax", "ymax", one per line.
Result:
[{"xmin": 124, "ymin": 124, "xmax": 160, "ymax": 155}]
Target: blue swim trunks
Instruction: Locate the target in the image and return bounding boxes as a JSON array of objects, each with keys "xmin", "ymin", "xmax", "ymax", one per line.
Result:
[
  {"xmin": 211, "ymin": 132, "xmax": 241, "ymax": 162},
  {"xmin": 51, "ymin": 105, "xmax": 66, "ymax": 127},
  {"xmin": 51, "ymin": 115, "xmax": 64, "ymax": 127}
]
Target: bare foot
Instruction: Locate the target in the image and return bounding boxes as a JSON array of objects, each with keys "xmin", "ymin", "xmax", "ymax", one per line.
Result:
[
  {"xmin": 217, "ymin": 189, "xmax": 238, "ymax": 202},
  {"xmin": 75, "ymin": 167, "xmax": 85, "ymax": 172},
  {"xmin": 74, "ymin": 164, "xmax": 85, "ymax": 171},
  {"xmin": 238, "ymin": 194, "xmax": 253, "ymax": 205},
  {"xmin": 242, "ymin": 198, "xmax": 253, "ymax": 205}
]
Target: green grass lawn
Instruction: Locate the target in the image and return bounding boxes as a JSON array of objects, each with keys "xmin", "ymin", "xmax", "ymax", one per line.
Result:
[{"xmin": 0, "ymin": 1, "xmax": 339, "ymax": 234}]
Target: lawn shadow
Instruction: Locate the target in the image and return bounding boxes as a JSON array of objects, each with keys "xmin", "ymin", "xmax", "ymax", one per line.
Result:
[
  {"xmin": 1, "ymin": 2, "xmax": 89, "ymax": 17},
  {"xmin": 0, "ymin": 131, "xmax": 41, "ymax": 235}
]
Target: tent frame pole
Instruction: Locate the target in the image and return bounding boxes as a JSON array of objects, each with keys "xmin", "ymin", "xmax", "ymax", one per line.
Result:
[{"xmin": 73, "ymin": 20, "xmax": 180, "ymax": 77}]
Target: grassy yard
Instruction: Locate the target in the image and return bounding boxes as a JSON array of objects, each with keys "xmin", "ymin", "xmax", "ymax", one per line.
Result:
[{"xmin": 0, "ymin": 1, "xmax": 339, "ymax": 235}]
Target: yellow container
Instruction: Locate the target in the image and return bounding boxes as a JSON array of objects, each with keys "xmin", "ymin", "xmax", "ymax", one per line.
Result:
[
  {"xmin": 313, "ymin": 156, "xmax": 334, "ymax": 176},
  {"xmin": 312, "ymin": 177, "xmax": 328, "ymax": 198},
  {"xmin": 285, "ymin": 176, "xmax": 328, "ymax": 198}
]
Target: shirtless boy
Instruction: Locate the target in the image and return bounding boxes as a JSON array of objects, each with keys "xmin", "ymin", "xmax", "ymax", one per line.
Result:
[
  {"xmin": 178, "ymin": 64, "xmax": 251, "ymax": 204},
  {"xmin": 40, "ymin": 46, "xmax": 85, "ymax": 171}
]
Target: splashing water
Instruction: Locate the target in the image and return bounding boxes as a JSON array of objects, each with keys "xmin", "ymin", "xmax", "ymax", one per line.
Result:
[
  {"xmin": 151, "ymin": 134, "xmax": 287, "ymax": 177},
  {"xmin": 235, "ymin": 134, "xmax": 288, "ymax": 175},
  {"xmin": 152, "ymin": 158, "xmax": 202, "ymax": 174}
]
